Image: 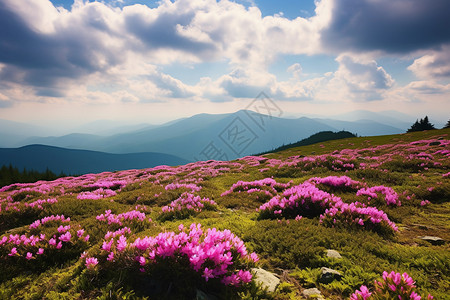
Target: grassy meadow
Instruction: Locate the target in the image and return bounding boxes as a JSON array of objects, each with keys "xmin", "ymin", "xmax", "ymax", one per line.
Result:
[{"xmin": 0, "ymin": 129, "xmax": 449, "ymax": 299}]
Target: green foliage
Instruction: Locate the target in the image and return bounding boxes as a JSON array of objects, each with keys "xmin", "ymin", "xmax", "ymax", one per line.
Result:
[
  {"xmin": 0, "ymin": 164, "xmax": 66, "ymax": 188},
  {"xmin": 407, "ymin": 116, "xmax": 436, "ymax": 132}
]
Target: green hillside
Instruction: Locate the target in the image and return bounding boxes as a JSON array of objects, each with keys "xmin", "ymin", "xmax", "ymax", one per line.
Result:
[{"xmin": 0, "ymin": 129, "xmax": 449, "ymax": 299}]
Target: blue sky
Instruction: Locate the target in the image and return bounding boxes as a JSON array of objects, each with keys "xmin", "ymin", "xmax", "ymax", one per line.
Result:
[{"xmin": 0, "ymin": 0, "xmax": 449, "ymax": 128}]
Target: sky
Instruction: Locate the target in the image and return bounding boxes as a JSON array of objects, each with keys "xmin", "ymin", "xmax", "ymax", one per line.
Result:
[{"xmin": 0, "ymin": 0, "xmax": 449, "ymax": 129}]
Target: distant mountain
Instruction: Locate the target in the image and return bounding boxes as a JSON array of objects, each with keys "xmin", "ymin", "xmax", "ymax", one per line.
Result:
[
  {"xmin": 332, "ymin": 110, "xmax": 413, "ymax": 130},
  {"xmin": 72, "ymin": 120, "xmax": 156, "ymax": 136},
  {"xmin": 313, "ymin": 118, "xmax": 403, "ymax": 136},
  {"xmin": 0, "ymin": 145, "xmax": 189, "ymax": 175},
  {"xmin": 12, "ymin": 110, "xmax": 405, "ymax": 162},
  {"xmin": 0, "ymin": 119, "xmax": 55, "ymax": 147}
]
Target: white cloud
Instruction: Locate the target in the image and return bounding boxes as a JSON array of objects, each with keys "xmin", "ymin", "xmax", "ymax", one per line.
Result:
[{"xmin": 408, "ymin": 45, "xmax": 450, "ymax": 79}]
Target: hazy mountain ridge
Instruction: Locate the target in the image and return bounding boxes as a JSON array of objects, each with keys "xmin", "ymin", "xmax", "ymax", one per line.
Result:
[
  {"xmin": 6, "ymin": 110, "xmax": 405, "ymax": 161},
  {"xmin": 0, "ymin": 145, "xmax": 189, "ymax": 175}
]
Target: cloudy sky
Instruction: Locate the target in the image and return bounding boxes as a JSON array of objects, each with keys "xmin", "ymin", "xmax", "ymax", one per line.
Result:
[{"xmin": 0, "ymin": 0, "xmax": 449, "ymax": 128}]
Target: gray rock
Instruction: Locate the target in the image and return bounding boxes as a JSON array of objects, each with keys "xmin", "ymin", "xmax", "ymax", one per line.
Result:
[
  {"xmin": 325, "ymin": 249, "xmax": 342, "ymax": 259},
  {"xmin": 302, "ymin": 288, "xmax": 324, "ymax": 299},
  {"xmin": 251, "ymin": 268, "xmax": 280, "ymax": 293},
  {"xmin": 319, "ymin": 267, "xmax": 342, "ymax": 283},
  {"xmin": 420, "ymin": 236, "xmax": 445, "ymax": 245}
]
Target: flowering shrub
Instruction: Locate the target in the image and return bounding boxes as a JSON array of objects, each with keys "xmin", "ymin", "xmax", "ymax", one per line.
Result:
[
  {"xmin": 356, "ymin": 186, "xmax": 401, "ymax": 206},
  {"xmin": 221, "ymin": 178, "xmax": 291, "ymax": 197},
  {"xmin": 320, "ymin": 201, "xmax": 398, "ymax": 234},
  {"xmin": 29, "ymin": 214, "xmax": 70, "ymax": 230},
  {"xmin": 258, "ymin": 182, "xmax": 340, "ymax": 219},
  {"xmin": 77, "ymin": 188, "xmax": 117, "ymax": 200},
  {"xmin": 96, "ymin": 209, "xmax": 151, "ymax": 230},
  {"xmin": 160, "ymin": 193, "xmax": 217, "ymax": 220},
  {"xmin": 351, "ymin": 271, "xmax": 434, "ymax": 300},
  {"xmin": 86, "ymin": 223, "xmax": 258, "ymax": 295},
  {"xmin": 0, "ymin": 222, "xmax": 90, "ymax": 266},
  {"xmin": 308, "ymin": 175, "xmax": 362, "ymax": 190},
  {"xmin": 165, "ymin": 182, "xmax": 202, "ymax": 192}
]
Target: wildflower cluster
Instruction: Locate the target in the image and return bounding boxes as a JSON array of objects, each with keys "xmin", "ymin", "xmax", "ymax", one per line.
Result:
[
  {"xmin": 96, "ymin": 209, "xmax": 151, "ymax": 229},
  {"xmin": 356, "ymin": 185, "xmax": 401, "ymax": 206},
  {"xmin": 165, "ymin": 182, "xmax": 202, "ymax": 192},
  {"xmin": 0, "ymin": 222, "xmax": 90, "ymax": 261},
  {"xmin": 320, "ymin": 201, "xmax": 398, "ymax": 232},
  {"xmin": 351, "ymin": 271, "xmax": 434, "ymax": 300},
  {"xmin": 221, "ymin": 178, "xmax": 291, "ymax": 197},
  {"xmin": 87, "ymin": 223, "xmax": 258, "ymax": 287},
  {"xmin": 258, "ymin": 176, "xmax": 398, "ymax": 233},
  {"xmin": 29, "ymin": 214, "xmax": 70, "ymax": 229},
  {"xmin": 160, "ymin": 193, "xmax": 217, "ymax": 220},
  {"xmin": 258, "ymin": 181, "xmax": 340, "ymax": 219},
  {"xmin": 308, "ymin": 175, "xmax": 361, "ymax": 190},
  {"xmin": 77, "ymin": 188, "xmax": 117, "ymax": 200}
]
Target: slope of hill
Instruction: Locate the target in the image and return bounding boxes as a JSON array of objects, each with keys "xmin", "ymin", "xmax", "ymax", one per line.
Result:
[
  {"xmin": 0, "ymin": 145, "xmax": 189, "ymax": 174},
  {"xmin": 260, "ymin": 130, "xmax": 357, "ymax": 154},
  {"xmin": 0, "ymin": 129, "xmax": 448, "ymax": 299},
  {"xmin": 13, "ymin": 110, "xmax": 404, "ymax": 161}
]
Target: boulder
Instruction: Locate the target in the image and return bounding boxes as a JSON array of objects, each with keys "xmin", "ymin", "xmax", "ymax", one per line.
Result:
[
  {"xmin": 319, "ymin": 267, "xmax": 342, "ymax": 283},
  {"xmin": 420, "ymin": 236, "xmax": 445, "ymax": 245},
  {"xmin": 251, "ymin": 268, "xmax": 280, "ymax": 293},
  {"xmin": 325, "ymin": 249, "xmax": 342, "ymax": 259},
  {"xmin": 302, "ymin": 288, "xmax": 324, "ymax": 299}
]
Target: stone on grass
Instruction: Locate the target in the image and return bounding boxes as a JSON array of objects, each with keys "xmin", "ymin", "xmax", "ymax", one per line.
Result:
[
  {"xmin": 302, "ymin": 288, "xmax": 324, "ymax": 299},
  {"xmin": 319, "ymin": 267, "xmax": 342, "ymax": 283},
  {"xmin": 420, "ymin": 236, "xmax": 445, "ymax": 245},
  {"xmin": 325, "ymin": 249, "xmax": 342, "ymax": 259},
  {"xmin": 251, "ymin": 268, "xmax": 280, "ymax": 293}
]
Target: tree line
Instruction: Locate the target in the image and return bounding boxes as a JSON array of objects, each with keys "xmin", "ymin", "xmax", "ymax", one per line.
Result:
[
  {"xmin": 0, "ymin": 164, "xmax": 67, "ymax": 187},
  {"xmin": 407, "ymin": 116, "xmax": 450, "ymax": 132}
]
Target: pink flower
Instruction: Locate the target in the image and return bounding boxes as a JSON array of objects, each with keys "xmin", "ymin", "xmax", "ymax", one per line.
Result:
[
  {"xmin": 8, "ymin": 247, "xmax": 17, "ymax": 256},
  {"xmin": 202, "ymin": 267, "xmax": 214, "ymax": 282},
  {"xmin": 37, "ymin": 248, "xmax": 44, "ymax": 255},
  {"xmin": 107, "ymin": 252, "xmax": 114, "ymax": 262},
  {"xmin": 85, "ymin": 257, "xmax": 98, "ymax": 270},
  {"xmin": 238, "ymin": 270, "xmax": 252, "ymax": 283},
  {"xmin": 59, "ymin": 232, "xmax": 72, "ymax": 242},
  {"xmin": 117, "ymin": 235, "xmax": 127, "ymax": 252},
  {"xmin": 26, "ymin": 252, "xmax": 33, "ymax": 260},
  {"xmin": 49, "ymin": 238, "xmax": 56, "ymax": 246}
]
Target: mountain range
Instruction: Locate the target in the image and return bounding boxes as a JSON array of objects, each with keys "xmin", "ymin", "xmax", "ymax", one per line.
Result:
[
  {"xmin": 6, "ymin": 110, "xmax": 407, "ymax": 162},
  {"xmin": 0, "ymin": 145, "xmax": 189, "ymax": 175}
]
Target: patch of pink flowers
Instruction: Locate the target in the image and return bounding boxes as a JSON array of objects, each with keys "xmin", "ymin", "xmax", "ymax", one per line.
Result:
[
  {"xmin": 161, "ymin": 193, "xmax": 216, "ymax": 214},
  {"xmin": 308, "ymin": 175, "xmax": 362, "ymax": 189},
  {"xmin": 351, "ymin": 271, "xmax": 434, "ymax": 300},
  {"xmin": 321, "ymin": 200, "xmax": 398, "ymax": 232},
  {"xmin": 165, "ymin": 183, "xmax": 202, "ymax": 192},
  {"xmin": 259, "ymin": 182, "xmax": 340, "ymax": 217},
  {"xmin": 96, "ymin": 209, "xmax": 149, "ymax": 226},
  {"xmin": 221, "ymin": 178, "xmax": 291, "ymax": 197},
  {"xmin": 29, "ymin": 214, "xmax": 70, "ymax": 229},
  {"xmin": 90, "ymin": 223, "xmax": 258, "ymax": 287},
  {"xmin": 0, "ymin": 223, "xmax": 90, "ymax": 261},
  {"xmin": 77, "ymin": 188, "xmax": 117, "ymax": 200},
  {"xmin": 356, "ymin": 185, "xmax": 401, "ymax": 206}
]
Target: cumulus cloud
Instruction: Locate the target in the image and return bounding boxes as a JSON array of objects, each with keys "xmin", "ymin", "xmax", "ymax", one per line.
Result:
[
  {"xmin": 328, "ymin": 54, "xmax": 394, "ymax": 101},
  {"xmin": 320, "ymin": 0, "xmax": 450, "ymax": 54},
  {"xmin": 408, "ymin": 45, "xmax": 450, "ymax": 79}
]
